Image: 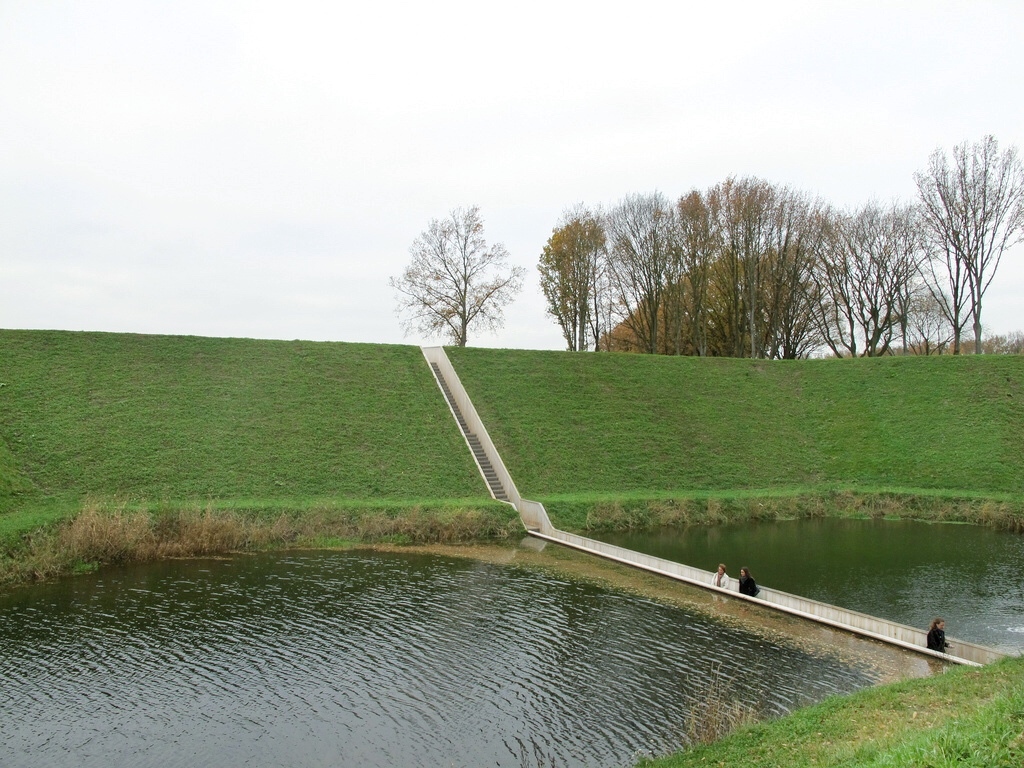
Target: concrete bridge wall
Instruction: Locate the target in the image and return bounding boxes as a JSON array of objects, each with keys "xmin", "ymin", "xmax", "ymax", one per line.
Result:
[{"xmin": 423, "ymin": 345, "xmax": 1006, "ymax": 668}]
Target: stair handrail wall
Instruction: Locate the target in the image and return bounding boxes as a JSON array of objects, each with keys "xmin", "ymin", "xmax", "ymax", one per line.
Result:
[
  {"xmin": 421, "ymin": 345, "xmax": 1001, "ymax": 665},
  {"xmin": 516, "ymin": 498, "xmax": 554, "ymax": 535},
  {"xmin": 532, "ymin": 528, "xmax": 1005, "ymax": 666},
  {"xmin": 422, "ymin": 347, "xmax": 555, "ymax": 531}
]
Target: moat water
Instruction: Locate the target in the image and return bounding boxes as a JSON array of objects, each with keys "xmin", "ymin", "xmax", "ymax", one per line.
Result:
[
  {"xmin": 0, "ymin": 548, "xmax": 884, "ymax": 768},
  {"xmin": 594, "ymin": 517, "xmax": 1024, "ymax": 653}
]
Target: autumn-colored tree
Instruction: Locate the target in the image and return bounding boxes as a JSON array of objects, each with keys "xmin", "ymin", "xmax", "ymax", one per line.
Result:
[{"xmin": 538, "ymin": 206, "xmax": 607, "ymax": 351}]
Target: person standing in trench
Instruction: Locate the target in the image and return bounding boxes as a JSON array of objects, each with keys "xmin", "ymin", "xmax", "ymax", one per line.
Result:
[
  {"xmin": 738, "ymin": 567, "xmax": 759, "ymax": 597},
  {"xmin": 927, "ymin": 618, "xmax": 949, "ymax": 653},
  {"xmin": 711, "ymin": 563, "xmax": 729, "ymax": 589}
]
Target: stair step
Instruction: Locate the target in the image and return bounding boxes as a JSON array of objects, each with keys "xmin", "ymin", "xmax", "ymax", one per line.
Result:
[{"xmin": 432, "ymin": 361, "xmax": 510, "ymax": 502}]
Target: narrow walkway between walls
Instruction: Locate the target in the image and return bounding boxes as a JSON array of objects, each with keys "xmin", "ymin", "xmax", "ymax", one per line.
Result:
[
  {"xmin": 428, "ymin": 360, "xmax": 509, "ymax": 502},
  {"xmin": 421, "ymin": 346, "xmax": 1007, "ymax": 668}
]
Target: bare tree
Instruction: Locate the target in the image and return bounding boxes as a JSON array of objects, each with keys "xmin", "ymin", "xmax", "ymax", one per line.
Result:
[
  {"xmin": 981, "ymin": 330, "xmax": 1024, "ymax": 355},
  {"xmin": 905, "ymin": 289, "xmax": 954, "ymax": 355},
  {"xmin": 761, "ymin": 188, "xmax": 826, "ymax": 359},
  {"xmin": 589, "ymin": 244, "xmax": 615, "ymax": 351},
  {"xmin": 916, "ymin": 221, "xmax": 972, "ymax": 355},
  {"xmin": 538, "ymin": 205, "xmax": 607, "ymax": 351},
  {"xmin": 604, "ymin": 193, "xmax": 676, "ymax": 354},
  {"xmin": 708, "ymin": 178, "xmax": 776, "ymax": 358},
  {"xmin": 662, "ymin": 234, "xmax": 688, "ymax": 355},
  {"xmin": 676, "ymin": 189, "xmax": 720, "ymax": 356},
  {"xmin": 390, "ymin": 206, "xmax": 524, "ymax": 346},
  {"xmin": 886, "ymin": 207, "xmax": 928, "ymax": 355},
  {"xmin": 813, "ymin": 202, "xmax": 925, "ymax": 357},
  {"xmin": 915, "ymin": 135, "xmax": 1024, "ymax": 354}
]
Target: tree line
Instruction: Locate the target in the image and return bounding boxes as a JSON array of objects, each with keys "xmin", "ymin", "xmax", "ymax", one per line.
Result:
[
  {"xmin": 540, "ymin": 135, "xmax": 1024, "ymax": 357},
  {"xmin": 390, "ymin": 136, "xmax": 1023, "ymax": 355}
]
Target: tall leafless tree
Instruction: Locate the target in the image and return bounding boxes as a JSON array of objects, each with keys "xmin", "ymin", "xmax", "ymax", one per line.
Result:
[
  {"xmin": 915, "ymin": 135, "xmax": 1024, "ymax": 354},
  {"xmin": 709, "ymin": 178, "xmax": 776, "ymax": 357},
  {"xmin": 761, "ymin": 188, "xmax": 826, "ymax": 359},
  {"xmin": 604, "ymin": 193, "xmax": 676, "ymax": 354},
  {"xmin": 676, "ymin": 189, "xmax": 720, "ymax": 357},
  {"xmin": 390, "ymin": 206, "xmax": 524, "ymax": 346},
  {"xmin": 813, "ymin": 202, "xmax": 925, "ymax": 357},
  {"xmin": 589, "ymin": 245, "xmax": 615, "ymax": 351}
]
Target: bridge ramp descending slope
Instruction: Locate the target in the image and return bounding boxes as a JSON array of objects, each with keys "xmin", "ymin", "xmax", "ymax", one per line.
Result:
[
  {"xmin": 421, "ymin": 346, "xmax": 1005, "ymax": 667},
  {"xmin": 429, "ymin": 361, "xmax": 507, "ymax": 501}
]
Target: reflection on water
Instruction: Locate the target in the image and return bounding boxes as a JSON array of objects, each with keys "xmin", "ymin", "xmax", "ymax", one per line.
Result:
[
  {"xmin": 0, "ymin": 550, "xmax": 879, "ymax": 767},
  {"xmin": 595, "ymin": 518, "xmax": 1024, "ymax": 653}
]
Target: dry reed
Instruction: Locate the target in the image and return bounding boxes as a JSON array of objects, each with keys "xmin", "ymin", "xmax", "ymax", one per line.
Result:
[
  {"xmin": 0, "ymin": 503, "xmax": 520, "ymax": 586},
  {"xmin": 682, "ymin": 663, "xmax": 761, "ymax": 747},
  {"xmin": 578, "ymin": 493, "xmax": 1024, "ymax": 534}
]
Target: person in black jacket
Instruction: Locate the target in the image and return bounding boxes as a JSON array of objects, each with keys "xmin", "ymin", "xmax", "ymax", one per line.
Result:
[
  {"xmin": 738, "ymin": 567, "xmax": 759, "ymax": 597},
  {"xmin": 926, "ymin": 618, "xmax": 949, "ymax": 652}
]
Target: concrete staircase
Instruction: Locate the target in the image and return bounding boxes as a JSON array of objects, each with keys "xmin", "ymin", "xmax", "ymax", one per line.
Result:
[{"xmin": 430, "ymin": 362, "xmax": 509, "ymax": 502}]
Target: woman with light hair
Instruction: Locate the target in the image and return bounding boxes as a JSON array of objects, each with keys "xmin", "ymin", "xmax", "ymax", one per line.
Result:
[{"xmin": 711, "ymin": 563, "xmax": 729, "ymax": 589}]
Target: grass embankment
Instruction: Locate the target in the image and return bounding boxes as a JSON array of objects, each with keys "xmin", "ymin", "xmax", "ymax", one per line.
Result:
[
  {"xmin": 640, "ymin": 655, "xmax": 1024, "ymax": 768},
  {"xmin": 0, "ymin": 330, "xmax": 517, "ymax": 582},
  {"xmin": 447, "ymin": 347, "xmax": 1024, "ymax": 530},
  {"xmin": 3, "ymin": 332, "xmax": 1024, "ymax": 764}
]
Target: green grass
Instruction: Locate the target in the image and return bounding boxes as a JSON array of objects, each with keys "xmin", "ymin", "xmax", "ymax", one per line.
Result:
[
  {"xmin": 2, "ymin": 331, "xmax": 1023, "ymax": 763},
  {"xmin": 639, "ymin": 656, "xmax": 1024, "ymax": 768},
  {"xmin": 0, "ymin": 330, "xmax": 491, "ymax": 538},
  {"xmin": 447, "ymin": 348, "xmax": 1024, "ymax": 500}
]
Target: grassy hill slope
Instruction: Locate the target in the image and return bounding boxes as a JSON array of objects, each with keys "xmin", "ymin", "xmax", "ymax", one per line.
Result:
[
  {"xmin": 447, "ymin": 348, "xmax": 1024, "ymax": 501},
  {"xmin": 0, "ymin": 330, "xmax": 489, "ymax": 521}
]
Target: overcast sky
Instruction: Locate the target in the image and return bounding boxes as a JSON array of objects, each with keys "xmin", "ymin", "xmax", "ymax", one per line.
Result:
[{"xmin": 2, "ymin": 1, "xmax": 1022, "ymax": 351}]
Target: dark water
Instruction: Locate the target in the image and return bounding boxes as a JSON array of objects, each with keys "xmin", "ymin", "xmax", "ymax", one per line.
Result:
[
  {"xmin": 595, "ymin": 518, "xmax": 1024, "ymax": 653},
  {"xmin": 0, "ymin": 550, "xmax": 880, "ymax": 768}
]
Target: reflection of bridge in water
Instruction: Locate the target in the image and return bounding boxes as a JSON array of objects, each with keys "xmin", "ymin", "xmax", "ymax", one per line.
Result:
[{"xmin": 423, "ymin": 346, "xmax": 1006, "ymax": 668}]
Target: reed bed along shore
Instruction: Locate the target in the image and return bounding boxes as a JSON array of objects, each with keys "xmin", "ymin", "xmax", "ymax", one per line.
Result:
[
  {"xmin": 3, "ymin": 490, "xmax": 1021, "ymax": 588},
  {"xmin": 0, "ymin": 502, "xmax": 522, "ymax": 586},
  {"xmin": 544, "ymin": 490, "xmax": 1024, "ymax": 534}
]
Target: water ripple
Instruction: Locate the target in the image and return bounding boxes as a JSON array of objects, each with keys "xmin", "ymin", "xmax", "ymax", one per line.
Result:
[{"xmin": 0, "ymin": 550, "xmax": 879, "ymax": 767}]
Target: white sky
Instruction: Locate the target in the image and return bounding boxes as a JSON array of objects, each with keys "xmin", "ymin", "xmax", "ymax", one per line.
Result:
[{"xmin": 2, "ymin": 0, "xmax": 1022, "ymax": 350}]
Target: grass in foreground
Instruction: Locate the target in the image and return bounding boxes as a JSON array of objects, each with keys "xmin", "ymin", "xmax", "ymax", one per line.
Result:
[{"xmin": 640, "ymin": 656, "xmax": 1024, "ymax": 768}]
